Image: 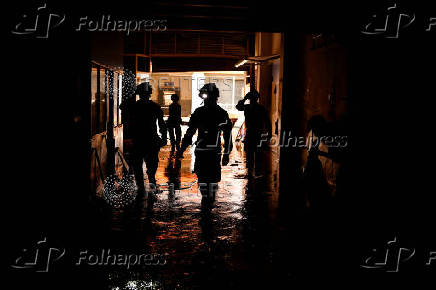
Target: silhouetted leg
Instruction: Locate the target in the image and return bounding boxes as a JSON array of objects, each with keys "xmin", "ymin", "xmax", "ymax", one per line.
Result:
[
  {"xmin": 168, "ymin": 158, "xmax": 182, "ymax": 191},
  {"xmin": 145, "ymin": 149, "xmax": 159, "ymax": 194},
  {"xmin": 199, "ymin": 181, "xmax": 208, "ymax": 205},
  {"xmin": 209, "ymin": 182, "xmax": 218, "ymax": 201},
  {"xmin": 131, "ymin": 152, "xmax": 145, "ymax": 201},
  {"xmin": 199, "ymin": 181, "xmax": 217, "ymax": 210},
  {"xmin": 174, "ymin": 158, "xmax": 181, "ymax": 189},
  {"xmin": 175, "ymin": 124, "xmax": 181, "ymax": 151},
  {"xmin": 195, "ymin": 150, "xmax": 220, "ymax": 209},
  {"xmin": 168, "ymin": 126, "xmax": 176, "ymax": 152},
  {"xmin": 245, "ymin": 149, "xmax": 255, "ymax": 177}
]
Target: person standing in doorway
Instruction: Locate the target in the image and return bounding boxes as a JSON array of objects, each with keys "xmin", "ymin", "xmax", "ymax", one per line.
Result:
[
  {"xmin": 167, "ymin": 94, "xmax": 182, "ymax": 154},
  {"xmin": 236, "ymin": 90, "xmax": 272, "ymax": 178}
]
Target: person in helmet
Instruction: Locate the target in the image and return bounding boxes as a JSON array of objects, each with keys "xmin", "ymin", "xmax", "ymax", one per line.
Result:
[
  {"xmin": 177, "ymin": 83, "xmax": 233, "ymax": 208},
  {"xmin": 166, "ymin": 93, "xmax": 182, "ymax": 153},
  {"xmin": 236, "ymin": 89, "xmax": 272, "ymax": 178},
  {"xmin": 125, "ymin": 82, "xmax": 167, "ymax": 201}
]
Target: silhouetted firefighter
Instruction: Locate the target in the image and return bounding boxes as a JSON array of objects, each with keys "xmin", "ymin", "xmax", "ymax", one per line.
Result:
[
  {"xmin": 122, "ymin": 82, "xmax": 167, "ymax": 202},
  {"xmin": 177, "ymin": 83, "xmax": 233, "ymax": 208},
  {"xmin": 167, "ymin": 93, "xmax": 182, "ymax": 153},
  {"xmin": 236, "ymin": 90, "xmax": 272, "ymax": 178}
]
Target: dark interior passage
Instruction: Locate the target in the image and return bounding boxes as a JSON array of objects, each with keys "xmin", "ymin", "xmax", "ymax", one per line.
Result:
[{"xmin": 6, "ymin": 1, "xmax": 436, "ymax": 289}]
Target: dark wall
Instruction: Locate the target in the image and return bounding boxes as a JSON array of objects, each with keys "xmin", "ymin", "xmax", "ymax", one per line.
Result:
[
  {"xmin": 277, "ymin": 2, "xmax": 436, "ymax": 276},
  {"xmin": 6, "ymin": 3, "xmax": 94, "ymax": 287},
  {"xmin": 91, "ymin": 32, "xmax": 124, "ymax": 68}
]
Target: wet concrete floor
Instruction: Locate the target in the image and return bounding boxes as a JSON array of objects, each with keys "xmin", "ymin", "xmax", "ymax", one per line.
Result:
[
  {"xmin": 98, "ymin": 139, "xmax": 343, "ymax": 289},
  {"xmin": 102, "ymin": 142, "xmax": 297, "ymax": 289}
]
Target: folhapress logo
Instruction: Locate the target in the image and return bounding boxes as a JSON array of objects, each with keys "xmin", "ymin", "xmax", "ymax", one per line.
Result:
[
  {"xmin": 362, "ymin": 3, "xmax": 415, "ymax": 38},
  {"xmin": 11, "ymin": 3, "xmax": 65, "ymax": 39},
  {"xmin": 11, "ymin": 237, "xmax": 65, "ymax": 272},
  {"xmin": 361, "ymin": 237, "xmax": 436, "ymax": 272},
  {"xmin": 11, "ymin": 4, "xmax": 168, "ymax": 39},
  {"xmin": 362, "ymin": 3, "xmax": 435, "ymax": 38}
]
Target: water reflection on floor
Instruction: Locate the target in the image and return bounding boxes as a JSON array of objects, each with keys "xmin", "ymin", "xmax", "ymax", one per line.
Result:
[{"xmin": 108, "ymin": 143, "xmax": 284, "ymax": 289}]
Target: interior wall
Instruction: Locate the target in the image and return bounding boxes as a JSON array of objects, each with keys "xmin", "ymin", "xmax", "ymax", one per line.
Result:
[
  {"xmin": 254, "ymin": 32, "xmax": 283, "ymax": 201},
  {"xmin": 278, "ymin": 33, "xmax": 350, "ymax": 208},
  {"xmin": 302, "ymin": 35, "xmax": 349, "ymax": 125},
  {"xmin": 301, "ymin": 35, "xmax": 349, "ymax": 192},
  {"xmin": 279, "ymin": 33, "xmax": 307, "ymax": 208},
  {"xmin": 254, "ymin": 32, "xmax": 282, "ymax": 139}
]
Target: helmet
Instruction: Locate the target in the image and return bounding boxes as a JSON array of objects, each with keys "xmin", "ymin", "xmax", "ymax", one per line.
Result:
[
  {"xmin": 136, "ymin": 82, "xmax": 153, "ymax": 96},
  {"xmin": 199, "ymin": 83, "xmax": 219, "ymax": 100},
  {"xmin": 245, "ymin": 90, "xmax": 260, "ymax": 101}
]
